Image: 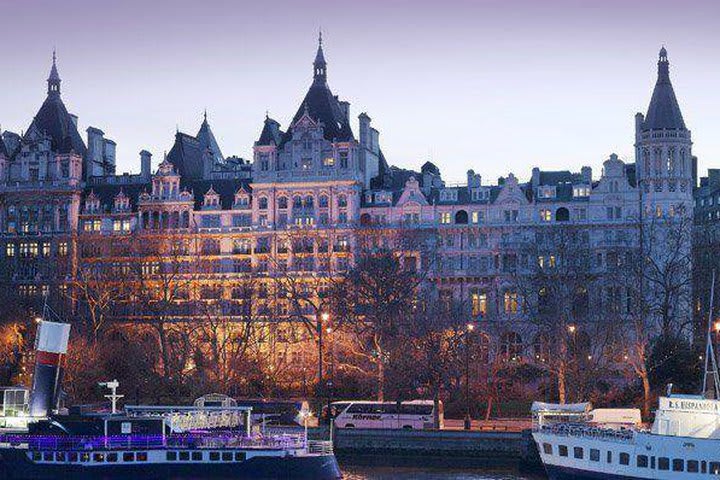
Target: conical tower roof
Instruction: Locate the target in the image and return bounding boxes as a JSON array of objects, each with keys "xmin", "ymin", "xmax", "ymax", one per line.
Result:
[
  {"xmin": 196, "ymin": 110, "xmax": 224, "ymax": 163},
  {"xmin": 643, "ymin": 47, "xmax": 686, "ymax": 131}
]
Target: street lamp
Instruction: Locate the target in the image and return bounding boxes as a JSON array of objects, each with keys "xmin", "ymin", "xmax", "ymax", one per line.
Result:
[{"xmin": 464, "ymin": 322, "xmax": 475, "ymax": 430}]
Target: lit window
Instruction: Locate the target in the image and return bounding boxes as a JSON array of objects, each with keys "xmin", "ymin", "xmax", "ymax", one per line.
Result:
[
  {"xmin": 573, "ymin": 186, "xmax": 590, "ymax": 197},
  {"xmin": 538, "ymin": 186, "xmax": 556, "ymax": 199},
  {"xmin": 322, "ymin": 157, "xmax": 334, "ymax": 167},
  {"xmin": 539, "ymin": 209, "xmax": 552, "ymax": 222},
  {"xmin": 41, "ymin": 243, "xmax": 51, "ymax": 257},
  {"xmin": 58, "ymin": 242, "xmax": 68, "ymax": 256},
  {"xmin": 471, "ymin": 292, "xmax": 487, "ymax": 317},
  {"xmin": 471, "ymin": 211, "xmax": 484, "ymax": 223},
  {"xmin": 5, "ymin": 243, "xmax": 15, "ymax": 257},
  {"xmin": 440, "ymin": 212, "xmax": 451, "ymax": 224},
  {"xmin": 504, "ymin": 291, "xmax": 519, "ymax": 314}
]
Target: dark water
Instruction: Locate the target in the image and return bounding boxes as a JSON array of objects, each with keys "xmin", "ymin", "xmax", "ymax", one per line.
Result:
[{"xmin": 339, "ymin": 459, "xmax": 546, "ymax": 480}]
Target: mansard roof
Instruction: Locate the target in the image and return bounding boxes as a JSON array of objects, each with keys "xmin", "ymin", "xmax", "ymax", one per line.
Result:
[
  {"xmin": 166, "ymin": 131, "xmax": 205, "ymax": 180},
  {"xmin": 196, "ymin": 113, "xmax": 224, "ymax": 163},
  {"xmin": 643, "ymin": 47, "xmax": 686, "ymax": 131},
  {"xmin": 25, "ymin": 91, "xmax": 87, "ymax": 155},
  {"xmin": 256, "ymin": 116, "xmax": 283, "ymax": 146}
]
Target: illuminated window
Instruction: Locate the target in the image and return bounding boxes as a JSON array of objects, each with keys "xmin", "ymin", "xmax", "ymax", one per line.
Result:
[
  {"xmin": 440, "ymin": 212, "xmax": 452, "ymax": 224},
  {"xmin": 537, "ymin": 186, "xmax": 556, "ymax": 199},
  {"xmin": 504, "ymin": 291, "xmax": 519, "ymax": 314},
  {"xmin": 471, "ymin": 211, "xmax": 484, "ymax": 224},
  {"xmin": 539, "ymin": 209, "xmax": 552, "ymax": 222},
  {"xmin": 6, "ymin": 243, "xmax": 15, "ymax": 257},
  {"xmin": 471, "ymin": 291, "xmax": 487, "ymax": 317},
  {"xmin": 323, "ymin": 157, "xmax": 335, "ymax": 167},
  {"xmin": 41, "ymin": 243, "xmax": 51, "ymax": 257},
  {"xmin": 58, "ymin": 242, "xmax": 68, "ymax": 256},
  {"xmin": 19, "ymin": 242, "xmax": 38, "ymax": 257},
  {"xmin": 573, "ymin": 186, "xmax": 590, "ymax": 197}
]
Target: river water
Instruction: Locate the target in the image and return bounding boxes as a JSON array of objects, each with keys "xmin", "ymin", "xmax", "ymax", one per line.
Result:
[{"xmin": 339, "ymin": 459, "xmax": 546, "ymax": 480}]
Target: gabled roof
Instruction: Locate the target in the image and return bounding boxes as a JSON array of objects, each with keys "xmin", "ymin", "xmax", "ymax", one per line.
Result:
[
  {"xmin": 256, "ymin": 116, "xmax": 283, "ymax": 146},
  {"xmin": 25, "ymin": 92, "xmax": 87, "ymax": 155},
  {"xmin": 24, "ymin": 53, "xmax": 87, "ymax": 156},
  {"xmin": 196, "ymin": 112, "xmax": 224, "ymax": 163},
  {"xmin": 166, "ymin": 131, "xmax": 205, "ymax": 180},
  {"xmin": 0, "ymin": 134, "xmax": 8, "ymax": 158},
  {"xmin": 280, "ymin": 38, "xmax": 354, "ymax": 146},
  {"xmin": 643, "ymin": 47, "xmax": 686, "ymax": 131}
]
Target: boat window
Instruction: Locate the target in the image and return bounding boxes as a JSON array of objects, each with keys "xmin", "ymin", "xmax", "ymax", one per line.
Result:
[
  {"xmin": 210, "ymin": 452, "xmax": 220, "ymax": 461},
  {"xmin": 122, "ymin": 452, "xmax": 134, "ymax": 462},
  {"xmin": 43, "ymin": 452, "xmax": 53, "ymax": 462},
  {"xmin": 702, "ymin": 460, "xmax": 707, "ymax": 473},
  {"xmin": 192, "ymin": 452, "xmax": 202, "ymax": 461},
  {"xmin": 672, "ymin": 459, "xmax": 684, "ymax": 472},
  {"xmin": 590, "ymin": 449, "xmax": 600, "ymax": 462},
  {"xmin": 69, "ymin": 452, "xmax": 79, "ymax": 463},
  {"xmin": 607, "ymin": 451, "xmax": 612, "ymax": 463},
  {"xmin": 619, "ymin": 453, "xmax": 630, "ymax": 465},
  {"xmin": 573, "ymin": 447, "xmax": 583, "ymax": 459},
  {"xmin": 542, "ymin": 443, "xmax": 552, "ymax": 455},
  {"xmin": 558, "ymin": 445, "xmax": 568, "ymax": 457},
  {"xmin": 93, "ymin": 453, "xmax": 105, "ymax": 462},
  {"xmin": 107, "ymin": 453, "xmax": 118, "ymax": 463},
  {"xmin": 637, "ymin": 455, "xmax": 648, "ymax": 468},
  {"xmin": 688, "ymin": 460, "xmax": 699, "ymax": 473},
  {"xmin": 710, "ymin": 461, "xmax": 720, "ymax": 474},
  {"xmin": 137, "ymin": 452, "xmax": 148, "ymax": 462},
  {"xmin": 235, "ymin": 452, "xmax": 246, "ymax": 462},
  {"xmin": 180, "ymin": 451, "xmax": 190, "ymax": 461},
  {"xmin": 31, "ymin": 452, "xmax": 42, "ymax": 461},
  {"xmin": 167, "ymin": 452, "xmax": 177, "ymax": 461},
  {"xmin": 658, "ymin": 457, "xmax": 670, "ymax": 470},
  {"xmin": 651, "ymin": 457, "xmax": 655, "ymax": 469},
  {"xmin": 55, "ymin": 452, "xmax": 66, "ymax": 462},
  {"xmin": 222, "ymin": 452, "xmax": 233, "ymax": 461},
  {"xmin": 81, "ymin": 453, "xmax": 90, "ymax": 462}
]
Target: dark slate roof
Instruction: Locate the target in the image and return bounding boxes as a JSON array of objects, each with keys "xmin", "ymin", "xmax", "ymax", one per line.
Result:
[
  {"xmin": 83, "ymin": 182, "xmax": 150, "ymax": 213},
  {"xmin": 185, "ymin": 178, "xmax": 252, "ymax": 210},
  {"xmin": 643, "ymin": 48, "xmax": 686, "ymax": 131},
  {"xmin": 281, "ymin": 81, "xmax": 355, "ymax": 146},
  {"xmin": 25, "ymin": 93, "xmax": 87, "ymax": 155},
  {"xmin": 624, "ymin": 164, "xmax": 637, "ymax": 188},
  {"xmin": 196, "ymin": 115, "xmax": 224, "ymax": 163},
  {"xmin": 0, "ymin": 134, "xmax": 8, "ymax": 158},
  {"xmin": 167, "ymin": 132, "xmax": 205, "ymax": 180},
  {"xmin": 538, "ymin": 171, "xmax": 578, "ymax": 185},
  {"xmin": 256, "ymin": 117, "xmax": 283, "ymax": 146}
]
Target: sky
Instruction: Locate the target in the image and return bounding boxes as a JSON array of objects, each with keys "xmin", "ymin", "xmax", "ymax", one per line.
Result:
[{"xmin": 1, "ymin": 0, "xmax": 719, "ymax": 184}]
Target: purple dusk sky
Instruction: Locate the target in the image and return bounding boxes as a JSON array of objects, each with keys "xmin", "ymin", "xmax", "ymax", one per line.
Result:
[{"xmin": 1, "ymin": 0, "xmax": 719, "ymax": 183}]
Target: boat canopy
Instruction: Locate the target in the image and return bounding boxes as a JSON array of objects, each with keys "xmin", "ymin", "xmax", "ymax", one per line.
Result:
[{"xmin": 531, "ymin": 402, "xmax": 592, "ymax": 413}]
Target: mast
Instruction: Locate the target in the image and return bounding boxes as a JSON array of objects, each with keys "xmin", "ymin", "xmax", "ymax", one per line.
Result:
[{"xmin": 703, "ymin": 270, "xmax": 720, "ymax": 399}]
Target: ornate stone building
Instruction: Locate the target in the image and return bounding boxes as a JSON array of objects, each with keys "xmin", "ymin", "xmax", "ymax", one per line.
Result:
[{"xmin": 0, "ymin": 40, "xmax": 698, "ymax": 359}]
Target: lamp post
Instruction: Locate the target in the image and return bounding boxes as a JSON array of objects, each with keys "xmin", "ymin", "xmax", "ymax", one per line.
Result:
[
  {"xmin": 464, "ymin": 322, "xmax": 475, "ymax": 430},
  {"xmin": 317, "ymin": 312, "xmax": 329, "ymax": 395}
]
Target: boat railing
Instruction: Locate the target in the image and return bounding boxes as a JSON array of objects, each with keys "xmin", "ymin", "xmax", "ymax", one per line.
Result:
[
  {"xmin": 0, "ymin": 431, "xmax": 307, "ymax": 451},
  {"xmin": 307, "ymin": 440, "xmax": 334, "ymax": 455},
  {"xmin": 535, "ymin": 423, "xmax": 636, "ymax": 443}
]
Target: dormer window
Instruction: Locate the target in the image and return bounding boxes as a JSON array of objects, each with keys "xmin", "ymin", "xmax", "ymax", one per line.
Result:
[
  {"xmin": 85, "ymin": 191, "xmax": 101, "ymax": 214},
  {"xmin": 537, "ymin": 186, "xmax": 556, "ymax": 199},
  {"xmin": 440, "ymin": 189, "xmax": 458, "ymax": 202},
  {"xmin": 573, "ymin": 185, "xmax": 591, "ymax": 197},
  {"xmin": 471, "ymin": 188, "xmax": 489, "ymax": 202},
  {"xmin": 323, "ymin": 156, "xmax": 335, "ymax": 168},
  {"xmin": 203, "ymin": 186, "xmax": 220, "ymax": 209},
  {"xmin": 114, "ymin": 191, "xmax": 130, "ymax": 212}
]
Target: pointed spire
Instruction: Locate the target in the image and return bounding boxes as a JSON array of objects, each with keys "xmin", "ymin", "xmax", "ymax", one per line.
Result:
[
  {"xmin": 203, "ymin": 108, "xmax": 208, "ymax": 124},
  {"xmin": 47, "ymin": 49, "xmax": 61, "ymax": 96},
  {"xmin": 643, "ymin": 46, "xmax": 686, "ymax": 131},
  {"xmin": 313, "ymin": 29, "xmax": 327, "ymax": 84}
]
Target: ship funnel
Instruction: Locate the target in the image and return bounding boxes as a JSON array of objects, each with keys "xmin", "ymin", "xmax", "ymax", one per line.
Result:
[{"xmin": 29, "ymin": 320, "xmax": 71, "ymax": 417}]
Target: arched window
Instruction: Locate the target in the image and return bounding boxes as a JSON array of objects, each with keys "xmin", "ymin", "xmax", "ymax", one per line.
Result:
[
  {"xmin": 454, "ymin": 210, "xmax": 469, "ymax": 224},
  {"xmin": 319, "ymin": 195, "xmax": 329, "ymax": 208},
  {"xmin": 555, "ymin": 207, "xmax": 570, "ymax": 222},
  {"xmin": 304, "ymin": 195, "xmax": 314, "ymax": 209},
  {"xmin": 278, "ymin": 197, "xmax": 288, "ymax": 209},
  {"xmin": 293, "ymin": 196, "xmax": 303, "ymax": 209},
  {"xmin": 258, "ymin": 197, "xmax": 268, "ymax": 210},
  {"xmin": 360, "ymin": 213, "xmax": 372, "ymax": 226},
  {"xmin": 501, "ymin": 332, "xmax": 523, "ymax": 360},
  {"xmin": 338, "ymin": 195, "xmax": 348, "ymax": 208}
]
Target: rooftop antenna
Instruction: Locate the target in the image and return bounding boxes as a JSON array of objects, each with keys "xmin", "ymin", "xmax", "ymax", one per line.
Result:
[
  {"xmin": 99, "ymin": 380, "xmax": 123, "ymax": 414},
  {"xmin": 703, "ymin": 270, "xmax": 720, "ymax": 399}
]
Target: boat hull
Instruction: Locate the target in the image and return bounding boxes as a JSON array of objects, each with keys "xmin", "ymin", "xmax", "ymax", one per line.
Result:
[
  {"xmin": 0, "ymin": 449, "xmax": 342, "ymax": 480},
  {"xmin": 545, "ymin": 464, "xmax": 643, "ymax": 480}
]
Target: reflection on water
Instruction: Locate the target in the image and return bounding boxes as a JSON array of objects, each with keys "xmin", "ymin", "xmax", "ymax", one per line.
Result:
[{"xmin": 339, "ymin": 460, "xmax": 546, "ymax": 480}]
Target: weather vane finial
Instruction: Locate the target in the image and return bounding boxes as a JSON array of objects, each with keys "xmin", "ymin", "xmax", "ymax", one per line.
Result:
[{"xmin": 319, "ymin": 28, "xmax": 323, "ymax": 47}]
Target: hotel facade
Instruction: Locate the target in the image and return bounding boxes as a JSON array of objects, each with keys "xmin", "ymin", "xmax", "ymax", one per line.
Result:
[{"xmin": 0, "ymin": 40, "xmax": 699, "ymax": 363}]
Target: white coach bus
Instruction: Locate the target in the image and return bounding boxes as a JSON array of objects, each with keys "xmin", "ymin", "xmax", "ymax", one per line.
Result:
[{"xmin": 331, "ymin": 400, "xmax": 443, "ymax": 430}]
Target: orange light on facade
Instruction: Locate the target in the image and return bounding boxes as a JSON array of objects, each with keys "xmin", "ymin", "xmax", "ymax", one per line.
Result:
[
  {"xmin": 567, "ymin": 325, "xmax": 576, "ymax": 333},
  {"xmin": 321, "ymin": 313, "xmax": 330, "ymax": 322}
]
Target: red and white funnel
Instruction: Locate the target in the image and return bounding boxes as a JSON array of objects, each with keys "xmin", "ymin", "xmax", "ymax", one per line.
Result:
[{"xmin": 29, "ymin": 320, "xmax": 71, "ymax": 417}]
